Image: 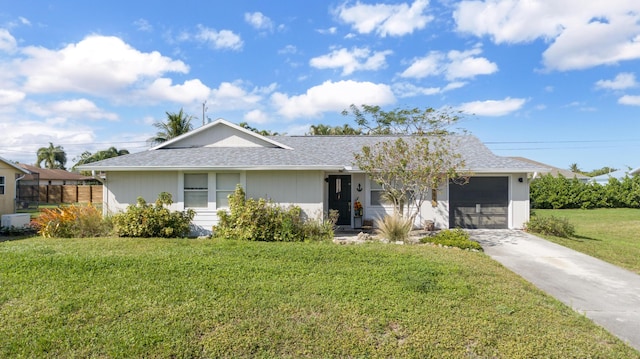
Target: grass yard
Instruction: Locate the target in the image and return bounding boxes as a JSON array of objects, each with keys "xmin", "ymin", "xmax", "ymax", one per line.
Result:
[
  {"xmin": 534, "ymin": 208, "xmax": 640, "ymax": 274},
  {"xmin": 0, "ymin": 237, "xmax": 637, "ymax": 358}
]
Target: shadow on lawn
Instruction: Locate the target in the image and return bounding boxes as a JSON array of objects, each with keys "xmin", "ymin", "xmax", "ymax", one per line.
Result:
[{"xmin": 568, "ymin": 234, "xmax": 601, "ymax": 242}]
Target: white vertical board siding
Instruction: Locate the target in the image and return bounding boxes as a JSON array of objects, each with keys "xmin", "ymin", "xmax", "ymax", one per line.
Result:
[
  {"xmin": 104, "ymin": 172, "xmax": 178, "ymax": 214},
  {"xmin": 246, "ymin": 170, "xmax": 324, "ymax": 219},
  {"xmin": 418, "ymin": 184, "xmax": 449, "ymax": 230},
  {"xmin": 510, "ymin": 174, "xmax": 531, "ymax": 229},
  {"xmin": 166, "ymin": 125, "xmax": 271, "ymax": 148}
]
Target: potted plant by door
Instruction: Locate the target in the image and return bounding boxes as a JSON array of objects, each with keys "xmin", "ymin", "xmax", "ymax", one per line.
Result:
[{"xmin": 354, "ymin": 199, "xmax": 363, "ymax": 217}]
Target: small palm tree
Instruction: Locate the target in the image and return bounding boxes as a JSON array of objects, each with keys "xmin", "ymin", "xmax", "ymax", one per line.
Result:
[
  {"xmin": 569, "ymin": 163, "xmax": 582, "ymax": 174},
  {"xmin": 36, "ymin": 142, "xmax": 67, "ymax": 169},
  {"xmin": 149, "ymin": 108, "xmax": 194, "ymax": 145},
  {"xmin": 73, "ymin": 147, "xmax": 130, "ymax": 170},
  {"xmin": 307, "ymin": 124, "xmax": 333, "ymax": 135}
]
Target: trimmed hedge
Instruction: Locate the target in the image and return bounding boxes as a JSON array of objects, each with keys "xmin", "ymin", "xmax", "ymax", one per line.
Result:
[
  {"xmin": 530, "ymin": 174, "xmax": 640, "ymax": 209},
  {"xmin": 524, "ymin": 215, "xmax": 575, "ymax": 238}
]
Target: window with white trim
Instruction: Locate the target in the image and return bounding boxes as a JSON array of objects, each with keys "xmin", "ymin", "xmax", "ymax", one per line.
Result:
[
  {"xmin": 370, "ymin": 180, "xmax": 387, "ymax": 206},
  {"xmin": 0, "ymin": 176, "xmax": 4, "ymax": 195},
  {"xmin": 216, "ymin": 173, "xmax": 240, "ymax": 209},
  {"xmin": 184, "ymin": 174, "xmax": 208, "ymax": 208}
]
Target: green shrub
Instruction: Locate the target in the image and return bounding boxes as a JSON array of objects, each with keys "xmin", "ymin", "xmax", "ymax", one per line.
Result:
[
  {"xmin": 214, "ymin": 185, "xmax": 332, "ymax": 241},
  {"xmin": 530, "ymin": 173, "xmax": 640, "ymax": 209},
  {"xmin": 32, "ymin": 204, "xmax": 110, "ymax": 238},
  {"xmin": 420, "ymin": 228, "xmax": 483, "ymax": 251},
  {"xmin": 112, "ymin": 192, "xmax": 195, "ymax": 238},
  {"xmin": 524, "ymin": 215, "xmax": 575, "ymax": 238},
  {"xmin": 375, "ymin": 215, "xmax": 413, "ymax": 243}
]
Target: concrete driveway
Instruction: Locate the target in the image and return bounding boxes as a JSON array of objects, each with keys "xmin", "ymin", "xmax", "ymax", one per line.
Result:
[{"xmin": 469, "ymin": 229, "xmax": 640, "ymax": 352}]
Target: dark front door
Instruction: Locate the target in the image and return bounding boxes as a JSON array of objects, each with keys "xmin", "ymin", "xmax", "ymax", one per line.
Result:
[
  {"xmin": 449, "ymin": 177, "xmax": 509, "ymax": 229},
  {"xmin": 328, "ymin": 175, "xmax": 351, "ymax": 226}
]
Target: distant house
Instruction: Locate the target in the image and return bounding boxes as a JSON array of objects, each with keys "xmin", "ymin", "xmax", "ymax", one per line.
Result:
[
  {"xmin": 80, "ymin": 119, "xmax": 546, "ymax": 234},
  {"xmin": 18, "ymin": 164, "xmax": 97, "ymax": 186},
  {"xmin": 509, "ymin": 157, "xmax": 590, "ymax": 182},
  {"xmin": 591, "ymin": 168, "xmax": 640, "ymax": 185},
  {"xmin": 0, "ymin": 156, "xmax": 29, "ymax": 216}
]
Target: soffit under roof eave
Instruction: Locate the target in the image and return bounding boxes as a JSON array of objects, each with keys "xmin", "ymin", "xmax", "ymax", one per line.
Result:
[
  {"xmin": 468, "ymin": 167, "xmax": 549, "ymax": 174},
  {"xmin": 78, "ymin": 165, "xmax": 346, "ymax": 172}
]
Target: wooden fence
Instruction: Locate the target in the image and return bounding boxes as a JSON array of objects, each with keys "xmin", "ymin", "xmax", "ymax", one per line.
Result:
[{"xmin": 20, "ymin": 185, "xmax": 103, "ymax": 204}]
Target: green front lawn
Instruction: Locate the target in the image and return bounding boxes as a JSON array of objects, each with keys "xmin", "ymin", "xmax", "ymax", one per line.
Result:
[
  {"xmin": 0, "ymin": 237, "xmax": 636, "ymax": 357},
  {"xmin": 534, "ymin": 208, "xmax": 640, "ymax": 274}
]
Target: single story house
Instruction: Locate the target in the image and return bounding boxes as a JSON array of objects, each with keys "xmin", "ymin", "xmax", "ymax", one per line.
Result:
[
  {"xmin": 591, "ymin": 168, "xmax": 640, "ymax": 185},
  {"xmin": 509, "ymin": 157, "xmax": 591, "ymax": 182},
  {"xmin": 79, "ymin": 119, "xmax": 546, "ymax": 234},
  {"xmin": 18, "ymin": 164, "xmax": 97, "ymax": 185},
  {"xmin": 0, "ymin": 156, "xmax": 30, "ymax": 216}
]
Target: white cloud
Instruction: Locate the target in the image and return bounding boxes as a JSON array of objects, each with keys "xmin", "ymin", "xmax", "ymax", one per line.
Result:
[
  {"xmin": 454, "ymin": 1, "xmax": 640, "ymax": 71},
  {"xmin": 400, "ymin": 52, "xmax": 442, "ymax": 78},
  {"xmin": 619, "ymin": 95, "xmax": 640, "ymax": 106},
  {"xmin": 208, "ymin": 81, "xmax": 274, "ymax": 111},
  {"xmin": 401, "ymin": 47, "xmax": 497, "ymax": 80},
  {"xmin": 18, "ymin": 17, "xmax": 31, "ymax": 26},
  {"xmin": 317, "ymin": 27, "xmax": 338, "ymax": 35},
  {"xmin": 244, "ymin": 109, "xmax": 270, "ymax": 124},
  {"xmin": 0, "ymin": 29, "xmax": 17, "ymax": 53},
  {"xmin": 0, "ymin": 116, "xmax": 96, "ymax": 164},
  {"xmin": 278, "ymin": 45, "xmax": 297, "ymax": 55},
  {"xmin": 244, "ymin": 12, "xmax": 274, "ymax": 32},
  {"xmin": 141, "ymin": 78, "xmax": 211, "ymax": 104},
  {"xmin": 445, "ymin": 48, "xmax": 498, "ymax": 80},
  {"xmin": 27, "ymin": 98, "xmax": 118, "ymax": 121},
  {"xmin": 458, "ymin": 97, "xmax": 526, "ymax": 116},
  {"xmin": 19, "ymin": 35, "xmax": 189, "ymax": 95},
  {"xmin": 310, "ymin": 47, "xmax": 393, "ymax": 75},
  {"xmin": 0, "ymin": 89, "xmax": 25, "ymax": 106},
  {"xmin": 133, "ymin": 18, "xmax": 153, "ymax": 32},
  {"xmin": 50, "ymin": 99, "xmax": 118, "ymax": 120},
  {"xmin": 596, "ymin": 73, "xmax": 637, "ymax": 90},
  {"xmin": 392, "ymin": 81, "xmax": 466, "ymax": 98},
  {"xmin": 271, "ymin": 80, "xmax": 395, "ymax": 119},
  {"xmin": 337, "ymin": 0, "xmax": 433, "ymax": 37},
  {"xmin": 195, "ymin": 25, "xmax": 243, "ymax": 50}
]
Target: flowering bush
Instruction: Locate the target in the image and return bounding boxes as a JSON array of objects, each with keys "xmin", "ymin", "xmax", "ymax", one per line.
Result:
[{"xmin": 33, "ymin": 204, "xmax": 109, "ymax": 238}]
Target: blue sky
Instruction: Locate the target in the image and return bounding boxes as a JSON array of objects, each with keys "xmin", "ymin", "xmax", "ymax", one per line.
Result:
[{"xmin": 1, "ymin": 0, "xmax": 639, "ymax": 172}]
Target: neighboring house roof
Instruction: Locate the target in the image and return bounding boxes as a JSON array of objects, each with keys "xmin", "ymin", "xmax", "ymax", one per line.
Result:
[
  {"xmin": 0, "ymin": 156, "xmax": 29, "ymax": 174},
  {"xmin": 79, "ymin": 119, "xmax": 547, "ymax": 173},
  {"xmin": 509, "ymin": 157, "xmax": 590, "ymax": 180},
  {"xmin": 591, "ymin": 168, "xmax": 640, "ymax": 184},
  {"xmin": 18, "ymin": 163, "xmax": 94, "ymax": 182}
]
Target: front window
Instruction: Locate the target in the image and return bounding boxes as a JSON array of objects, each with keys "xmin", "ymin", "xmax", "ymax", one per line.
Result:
[
  {"xmin": 370, "ymin": 180, "xmax": 386, "ymax": 206},
  {"xmin": 184, "ymin": 174, "xmax": 208, "ymax": 208},
  {"xmin": 216, "ymin": 173, "xmax": 240, "ymax": 209},
  {"xmin": 0, "ymin": 176, "xmax": 4, "ymax": 195}
]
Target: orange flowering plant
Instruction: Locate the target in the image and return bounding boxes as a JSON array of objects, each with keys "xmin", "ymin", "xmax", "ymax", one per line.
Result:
[{"xmin": 354, "ymin": 198, "xmax": 363, "ymax": 215}]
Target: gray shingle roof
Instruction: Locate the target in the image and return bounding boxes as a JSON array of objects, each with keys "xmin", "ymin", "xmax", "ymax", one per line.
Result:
[
  {"xmin": 78, "ymin": 120, "xmax": 544, "ymax": 173},
  {"xmin": 80, "ymin": 134, "xmax": 544, "ymax": 173}
]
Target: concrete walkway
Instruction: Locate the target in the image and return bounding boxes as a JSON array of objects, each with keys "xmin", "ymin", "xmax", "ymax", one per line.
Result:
[{"xmin": 469, "ymin": 229, "xmax": 640, "ymax": 352}]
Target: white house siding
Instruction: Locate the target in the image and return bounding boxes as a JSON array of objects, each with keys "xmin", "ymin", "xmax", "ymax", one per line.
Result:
[
  {"xmin": 361, "ymin": 175, "xmax": 448, "ymax": 230},
  {"xmin": 246, "ymin": 170, "xmax": 325, "ymax": 220},
  {"xmin": 103, "ymin": 171, "xmax": 179, "ymax": 214},
  {"xmin": 509, "ymin": 174, "xmax": 531, "ymax": 229},
  {"xmin": 167, "ymin": 125, "xmax": 271, "ymax": 148},
  {"xmin": 362, "ymin": 173, "xmax": 530, "ymax": 230}
]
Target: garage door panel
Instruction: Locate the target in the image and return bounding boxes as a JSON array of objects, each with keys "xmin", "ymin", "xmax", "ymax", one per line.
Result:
[{"xmin": 449, "ymin": 177, "xmax": 508, "ymax": 229}]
